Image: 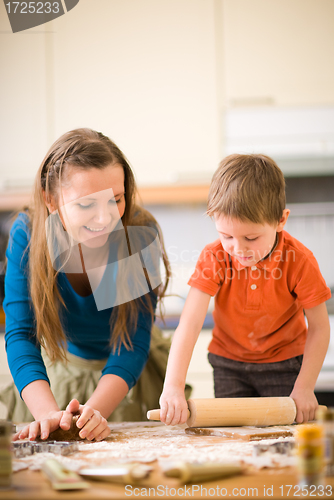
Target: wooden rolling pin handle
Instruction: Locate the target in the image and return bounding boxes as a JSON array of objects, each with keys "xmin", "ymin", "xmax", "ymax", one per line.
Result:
[
  {"xmin": 147, "ymin": 409, "xmax": 191, "ymax": 421},
  {"xmin": 147, "ymin": 409, "xmax": 162, "ymax": 421},
  {"xmin": 147, "ymin": 400, "xmax": 328, "ymax": 426}
]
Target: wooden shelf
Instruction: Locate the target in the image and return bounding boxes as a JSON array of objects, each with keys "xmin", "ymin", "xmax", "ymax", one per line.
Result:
[
  {"xmin": 0, "ymin": 184, "xmax": 210, "ymax": 211},
  {"xmin": 0, "ymin": 190, "xmax": 32, "ymax": 212},
  {"xmin": 137, "ymin": 184, "xmax": 209, "ymax": 205}
]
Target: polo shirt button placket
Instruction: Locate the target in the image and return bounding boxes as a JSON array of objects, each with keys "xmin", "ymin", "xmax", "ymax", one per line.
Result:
[{"xmin": 245, "ymin": 267, "xmax": 261, "ymax": 309}]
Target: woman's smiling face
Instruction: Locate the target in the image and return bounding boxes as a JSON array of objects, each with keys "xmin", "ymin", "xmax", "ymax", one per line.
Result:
[{"xmin": 52, "ymin": 164, "xmax": 126, "ymax": 248}]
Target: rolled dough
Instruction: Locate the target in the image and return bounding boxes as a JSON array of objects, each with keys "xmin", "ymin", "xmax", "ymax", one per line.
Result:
[
  {"xmin": 47, "ymin": 415, "xmax": 85, "ymax": 441},
  {"xmin": 185, "ymin": 425, "xmax": 295, "ymax": 441}
]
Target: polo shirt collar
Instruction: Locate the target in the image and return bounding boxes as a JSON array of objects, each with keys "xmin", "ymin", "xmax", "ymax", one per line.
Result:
[{"xmin": 230, "ymin": 231, "xmax": 284, "ymax": 272}]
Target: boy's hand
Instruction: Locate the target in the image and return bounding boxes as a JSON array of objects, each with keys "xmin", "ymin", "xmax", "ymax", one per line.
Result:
[
  {"xmin": 290, "ymin": 387, "xmax": 319, "ymax": 423},
  {"xmin": 159, "ymin": 388, "xmax": 189, "ymax": 426}
]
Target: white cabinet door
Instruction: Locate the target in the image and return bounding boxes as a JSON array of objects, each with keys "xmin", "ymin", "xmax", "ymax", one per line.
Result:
[
  {"xmin": 222, "ymin": 0, "xmax": 334, "ymax": 107},
  {"xmin": 0, "ymin": 3, "xmax": 50, "ymax": 188},
  {"xmin": 51, "ymin": 0, "xmax": 220, "ymax": 187}
]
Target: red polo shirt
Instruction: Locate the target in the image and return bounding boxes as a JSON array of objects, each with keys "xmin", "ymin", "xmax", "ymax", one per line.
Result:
[{"xmin": 188, "ymin": 230, "xmax": 331, "ymax": 363}]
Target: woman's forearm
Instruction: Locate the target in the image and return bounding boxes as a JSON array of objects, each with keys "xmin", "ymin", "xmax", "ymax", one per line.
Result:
[
  {"xmin": 21, "ymin": 380, "xmax": 60, "ymax": 420},
  {"xmin": 85, "ymin": 374, "xmax": 129, "ymax": 419},
  {"xmin": 21, "ymin": 374, "xmax": 129, "ymax": 422}
]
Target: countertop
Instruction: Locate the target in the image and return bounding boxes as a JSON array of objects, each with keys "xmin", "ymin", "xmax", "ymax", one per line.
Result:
[{"xmin": 4, "ymin": 421, "xmax": 334, "ymax": 500}]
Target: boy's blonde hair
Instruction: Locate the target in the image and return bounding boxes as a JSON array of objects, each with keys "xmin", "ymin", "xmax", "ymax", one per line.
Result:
[{"xmin": 207, "ymin": 154, "xmax": 286, "ymax": 224}]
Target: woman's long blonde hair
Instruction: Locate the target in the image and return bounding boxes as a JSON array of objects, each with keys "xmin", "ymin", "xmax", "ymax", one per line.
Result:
[{"xmin": 28, "ymin": 128, "xmax": 170, "ymax": 362}]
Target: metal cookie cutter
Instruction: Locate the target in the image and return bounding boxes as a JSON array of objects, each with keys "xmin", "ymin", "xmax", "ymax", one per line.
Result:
[
  {"xmin": 12, "ymin": 441, "xmax": 35, "ymax": 458},
  {"xmin": 13, "ymin": 440, "xmax": 79, "ymax": 458},
  {"xmin": 252, "ymin": 440, "xmax": 295, "ymax": 456}
]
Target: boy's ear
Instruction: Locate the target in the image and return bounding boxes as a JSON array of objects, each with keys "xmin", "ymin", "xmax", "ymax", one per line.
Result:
[
  {"xmin": 277, "ymin": 209, "xmax": 290, "ymax": 232},
  {"xmin": 42, "ymin": 190, "xmax": 57, "ymax": 214}
]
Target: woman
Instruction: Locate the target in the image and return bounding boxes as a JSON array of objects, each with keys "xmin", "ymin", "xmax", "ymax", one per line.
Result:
[{"xmin": 3, "ymin": 128, "xmax": 170, "ymax": 441}]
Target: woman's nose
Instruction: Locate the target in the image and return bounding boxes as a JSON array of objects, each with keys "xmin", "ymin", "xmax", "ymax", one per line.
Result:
[{"xmin": 93, "ymin": 205, "xmax": 112, "ymax": 225}]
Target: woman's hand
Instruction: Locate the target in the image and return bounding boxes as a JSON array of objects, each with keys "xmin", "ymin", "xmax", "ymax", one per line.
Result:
[
  {"xmin": 66, "ymin": 399, "xmax": 111, "ymax": 441},
  {"xmin": 159, "ymin": 387, "xmax": 189, "ymax": 426},
  {"xmin": 13, "ymin": 398, "xmax": 110, "ymax": 441},
  {"xmin": 13, "ymin": 409, "xmax": 74, "ymax": 441},
  {"xmin": 290, "ymin": 387, "xmax": 319, "ymax": 423}
]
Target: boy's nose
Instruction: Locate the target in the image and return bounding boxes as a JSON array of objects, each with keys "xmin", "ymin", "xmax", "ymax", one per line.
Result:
[{"xmin": 233, "ymin": 240, "xmax": 247, "ymax": 255}]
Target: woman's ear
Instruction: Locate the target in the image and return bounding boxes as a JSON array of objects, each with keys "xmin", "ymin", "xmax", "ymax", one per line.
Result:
[
  {"xmin": 42, "ymin": 190, "xmax": 57, "ymax": 214},
  {"xmin": 277, "ymin": 209, "xmax": 290, "ymax": 232}
]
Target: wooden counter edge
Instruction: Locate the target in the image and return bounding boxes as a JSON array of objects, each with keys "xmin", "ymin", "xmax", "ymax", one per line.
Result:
[{"xmin": 0, "ymin": 184, "xmax": 210, "ymax": 211}]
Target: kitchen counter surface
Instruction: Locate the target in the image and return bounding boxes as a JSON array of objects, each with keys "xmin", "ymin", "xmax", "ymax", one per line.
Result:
[{"xmin": 4, "ymin": 421, "xmax": 334, "ymax": 500}]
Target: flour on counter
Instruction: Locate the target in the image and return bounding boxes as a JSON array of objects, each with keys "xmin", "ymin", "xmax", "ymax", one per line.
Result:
[{"xmin": 12, "ymin": 422, "xmax": 297, "ymax": 472}]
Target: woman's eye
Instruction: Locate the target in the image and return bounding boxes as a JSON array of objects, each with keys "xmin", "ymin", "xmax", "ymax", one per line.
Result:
[
  {"xmin": 109, "ymin": 198, "xmax": 122, "ymax": 204},
  {"xmin": 245, "ymin": 237, "xmax": 258, "ymax": 241},
  {"xmin": 78, "ymin": 203, "xmax": 93, "ymax": 209}
]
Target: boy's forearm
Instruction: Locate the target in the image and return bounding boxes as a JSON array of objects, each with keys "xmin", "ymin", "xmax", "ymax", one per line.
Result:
[
  {"xmin": 85, "ymin": 374, "xmax": 129, "ymax": 419},
  {"xmin": 163, "ymin": 325, "xmax": 199, "ymax": 391},
  {"xmin": 294, "ymin": 329, "xmax": 329, "ymax": 389},
  {"xmin": 163, "ymin": 288, "xmax": 211, "ymax": 393},
  {"xmin": 294, "ymin": 308, "xmax": 330, "ymax": 391},
  {"xmin": 160, "ymin": 288, "xmax": 211, "ymax": 425}
]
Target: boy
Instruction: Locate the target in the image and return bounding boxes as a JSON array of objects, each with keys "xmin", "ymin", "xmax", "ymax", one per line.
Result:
[{"xmin": 160, "ymin": 154, "xmax": 331, "ymax": 425}]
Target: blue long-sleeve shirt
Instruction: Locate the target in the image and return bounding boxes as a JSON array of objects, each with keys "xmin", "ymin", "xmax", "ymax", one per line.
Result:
[{"xmin": 4, "ymin": 213, "xmax": 156, "ymax": 396}]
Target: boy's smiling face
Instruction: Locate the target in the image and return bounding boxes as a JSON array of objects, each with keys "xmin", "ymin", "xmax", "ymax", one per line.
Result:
[{"xmin": 214, "ymin": 211, "xmax": 289, "ymax": 267}]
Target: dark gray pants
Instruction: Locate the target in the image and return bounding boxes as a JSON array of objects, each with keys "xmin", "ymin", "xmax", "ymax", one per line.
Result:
[{"xmin": 208, "ymin": 352, "xmax": 303, "ymax": 398}]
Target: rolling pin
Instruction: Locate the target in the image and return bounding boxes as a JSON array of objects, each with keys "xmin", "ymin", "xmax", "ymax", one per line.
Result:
[{"xmin": 147, "ymin": 397, "xmax": 326, "ymax": 428}]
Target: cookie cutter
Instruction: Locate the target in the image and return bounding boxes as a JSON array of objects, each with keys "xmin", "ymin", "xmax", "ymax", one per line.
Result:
[
  {"xmin": 12, "ymin": 440, "xmax": 79, "ymax": 458},
  {"xmin": 252, "ymin": 440, "xmax": 295, "ymax": 456}
]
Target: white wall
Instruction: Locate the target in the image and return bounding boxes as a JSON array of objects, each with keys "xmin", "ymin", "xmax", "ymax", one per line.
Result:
[
  {"xmin": 0, "ymin": 16, "xmax": 50, "ymax": 187},
  {"xmin": 0, "ymin": 0, "xmax": 220, "ymax": 188},
  {"xmin": 1, "ymin": 0, "xmax": 334, "ymax": 189},
  {"xmin": 221, "ymin": 0, "xmax": 334, "ymax": 167}
]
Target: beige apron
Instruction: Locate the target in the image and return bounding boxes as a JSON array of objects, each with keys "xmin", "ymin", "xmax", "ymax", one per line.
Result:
[{"xmin": 0, "ymin": 325, "xmax": 191, "ymax": 423}]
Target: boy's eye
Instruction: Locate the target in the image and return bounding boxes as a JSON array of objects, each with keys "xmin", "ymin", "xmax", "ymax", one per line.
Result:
[{"xmin": 245, "ymin": 237, "xmax": 258, "ymax": 241}]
